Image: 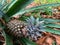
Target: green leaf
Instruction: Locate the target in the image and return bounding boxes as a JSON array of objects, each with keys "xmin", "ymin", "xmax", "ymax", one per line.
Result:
[
  {"xmin": 0, "ymin": 0, "xmax": 7, "ymax": 14},
  {"xmin": 14, "ymin": 3, "xmax": 60, "ymax": 16},
  {"xmin": 0, "ymin": 0, "xmax": 7, "ymax": 6},
  {"xmin": 45, "ymin": 23, "xmax": 60, "ymax": 28},
  {"xmin": 0, "ymin": 4, "xmax": 4, "ymax": 10},
  {"xmin": 20, "ymin": 37, "xmax": 37, "ymax": 45},
  {"xmin": 43, "ymin": 18, "xmax": 60, "ymax": 23},
  {"xmin": 39, "ymin": 18, "xmax": 60, "ymax": 23},
  {"xmin": 52, "ymin": 41, "xmax": 56, "ymax": 45},
  {"xmin": 3, "ymin": 31, "xmax": 13, "ymax": 45},
  {"xmin": 44, "ymin": 28, "xmax": 60, "ymax": 35},
  {"xmin": 3, "ymin": 0, "xmax": 34, "ymax": 17},
  {"xmin": 0, "ymin": 10, "xmax": 5, "ymax": 18},
  {"xmin": 41, "ymin": 7, "xmax": 53, "ymax": 15}
]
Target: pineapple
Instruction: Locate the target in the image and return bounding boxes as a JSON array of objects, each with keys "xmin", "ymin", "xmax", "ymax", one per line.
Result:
[
  {"xmin": 7, "ymin": 19, "xmax": 27, "ymax": 38},
  {"xmin": 7, "ymin": 16, "xmax": 45, "ymax": 42}
]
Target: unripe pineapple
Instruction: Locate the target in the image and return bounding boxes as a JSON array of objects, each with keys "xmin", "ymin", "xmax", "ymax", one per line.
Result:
[
  {"xmin": 7, "ymin": 19, "xmax": 27, "ymax": 38},
  {"xmin": 7, "ymin": 16, "xmax": 45, "ymax": 42}
]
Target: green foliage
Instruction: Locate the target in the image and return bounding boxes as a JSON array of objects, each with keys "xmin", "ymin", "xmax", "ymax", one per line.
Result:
[
  {"xmin": 52, "ymin": 41, "xmax": 57, "ymax": 45},
  {"xmin": 43, "ymin": 18, "xmax": 60, "ymax": 23},
  {"xmin": 34, "ymin": 0, "xmax": 60, "ymax": 4},
  {"xmin": 40, "ymin": 7, "xmax": 53, "ymax": 15},
  {"xmin": 20, "ymin": 38, "xmax": 37, "ymax": 45},
  {"xmin": 43, "ymin": 28, "xmax": 60, "ymax": 35},
  {"xmin": 46, "ymin": 0, "xmax": 60, "ymax": 4},
  {"xmin": 14, "ymin": 3, "xmax": 60, "ymax": 16},
  {"xmin": 2, "ymin": 0, "xmax": 34, "ymax": 22},
  {"xmin": 45, "ymin": 23, "xmax": 60, "ymax": 28},
  {"xmin": 25, "ymin": 16, "xmax": 60, "ymax": 35},
  {"xmin": 3, "ymin": 31, "xmax": 13, "ymax": 45},
  {"xmin": 3, "ymin": 0, "xmax": 34, "ymax": 17},
  {"xmin": 0, "ymin": 0, "xmax": 60, "ymax": 45}
]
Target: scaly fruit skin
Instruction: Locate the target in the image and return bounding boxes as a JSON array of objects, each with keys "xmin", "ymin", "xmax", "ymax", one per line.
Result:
[{"xmin": 7, "ymin": 19, "xmax": 27, "ymax": 38}]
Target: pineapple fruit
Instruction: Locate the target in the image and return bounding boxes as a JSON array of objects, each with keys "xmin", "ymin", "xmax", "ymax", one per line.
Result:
[
  {"xmin": 7, "ymin": 19, "xmax": 27, "ymax": 38},
  {"xmin": 7, "ymin": 16, "xmax": 45, "ymax": 42}
]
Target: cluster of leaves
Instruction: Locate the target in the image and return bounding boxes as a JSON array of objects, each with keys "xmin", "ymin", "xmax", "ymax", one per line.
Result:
[{"xmin": 0, "ymin": 0, "xmax": 60, "ymax": 45}]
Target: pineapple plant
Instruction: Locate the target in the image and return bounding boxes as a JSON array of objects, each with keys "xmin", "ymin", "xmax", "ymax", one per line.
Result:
[
  {"xmin": 0, "ymin": 0, "xmax": 60, "ymax": 45},
  {"xmin": 6, "ymin": 16, "xmax": 45, "ymax": 42}
]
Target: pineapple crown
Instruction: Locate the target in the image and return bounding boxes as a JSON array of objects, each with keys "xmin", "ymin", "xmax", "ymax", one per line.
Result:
[
  {"xmin": 26, "ymin": 16, "xmax": 45, "ymax": 32},
  {"xmin": 25, "ymin": 16, "xmax": 46, "ymax": 41}
]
